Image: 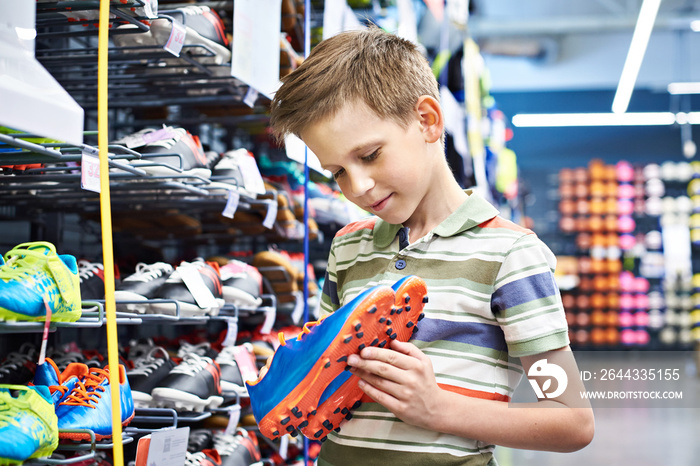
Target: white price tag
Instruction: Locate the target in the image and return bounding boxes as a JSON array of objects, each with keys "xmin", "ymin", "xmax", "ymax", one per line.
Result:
[
  {"xmin": 221, "ymin": 317, "xmax": 238, "ymax": 347},
  {"xmin": 291, "ymin": 291, "xmax": 304, "ymax": 324},
  {"xmin": 81, "ymin": 149, "xmax": 101, "ymax": 193},
  {"xmin": 237, "ymin": 152, "xmax": 266, "ymax": 194},
  {"xmin": 231, "ymin": 0, "xmax": 283, "ymax": 98},
  {"xmin": 232, "ymin": 345, "xmax": 259, "ymax": 383},
  {"xmin": 243, "ymin": 87, "xmax": 259, "ymax": 108},
  {"xmin": 224, "ymin": 405, "xmax": 242, "ymax": 436},
  {"xmin": 279, "ymin": 435, "xmax": 289, "ymax": 459},
  {"xmin": 146, "ymin": 427, "xmax": 189, "ymax": 466},
  {"xmin": 222, "ymin": 190, "xmax": 240, "ymax": 219},
  {"xmin": 260, "ymin": 307, "xmax": 276, "ymax": 334},
  {"xmin": 164, "ymin": 20, "xmax": 187, "ymax": 57},
  {"xmin": 177, "ymin": 264, "xmax": 218, "ymax": 310},
  {"xmin": 143, "ymin": 0, "xmax": 157, "ymax": 18},
  {"xmin": 262, "ymin": 200, "xmax": 278, "ymax": 229}
]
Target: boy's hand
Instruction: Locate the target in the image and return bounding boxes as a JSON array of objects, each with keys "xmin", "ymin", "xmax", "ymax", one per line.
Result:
[{"xmin": 348, "ymin": 339, "xmax": 442, "ymax": 429}]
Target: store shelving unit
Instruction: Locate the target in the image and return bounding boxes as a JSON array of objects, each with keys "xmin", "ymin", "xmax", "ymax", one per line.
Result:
[{"xmin": 0, "ymin": 1, "xmax": 320, "ymax": 464}]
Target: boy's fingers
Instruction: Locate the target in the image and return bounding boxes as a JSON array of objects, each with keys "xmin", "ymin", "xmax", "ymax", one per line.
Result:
[{"xmin": 349, "ymin": 348, "xmax": 417, "ymax": 374}]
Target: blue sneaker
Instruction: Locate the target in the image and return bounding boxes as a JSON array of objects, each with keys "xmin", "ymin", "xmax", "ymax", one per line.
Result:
[
  {"xmin": 0, "ymin": 242, "xmax": 81, "ymax": 322},
  {"xmin": 56, "ymin": 365, "xmax": 135, "ymax": 441},
  {"xmin": 33, "ymin": 357, "xmax": 90, "ymax": 405},
  {"xmin": 0, "ymin": 385, "xmax": 58, "ymax": 464},
  {"xmin": 300, "ymin": 275, "xmax": 428, "ymax": 440},
  {"xmin": 246, "ymin": 283, "xmax": 401, "ymax": 440}
]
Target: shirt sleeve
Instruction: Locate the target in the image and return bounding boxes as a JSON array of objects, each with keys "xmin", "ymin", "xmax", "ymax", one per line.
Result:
[
  {"xmin": 319, "ymin": 238, "xmax": 340, "ymax": 318},
  {"xmin": 490, "ymin": 234, "xmax": 570, "ymax": 357}
]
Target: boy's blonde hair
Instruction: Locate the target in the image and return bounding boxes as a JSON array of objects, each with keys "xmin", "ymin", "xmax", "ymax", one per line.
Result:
[{"xmin": 270, "ymin": 26, "xmax": 440, "ymax": 142}]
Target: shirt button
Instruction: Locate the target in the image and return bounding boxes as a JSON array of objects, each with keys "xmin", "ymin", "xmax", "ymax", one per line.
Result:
[{"xmin": 395, "ymin": 259, "xmax": 406, "ymax": 270}]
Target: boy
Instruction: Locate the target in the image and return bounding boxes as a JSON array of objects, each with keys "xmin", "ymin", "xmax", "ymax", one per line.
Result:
[{"xmin": 269, "ymin": 26, "xmax": 594, "ymax": 465}]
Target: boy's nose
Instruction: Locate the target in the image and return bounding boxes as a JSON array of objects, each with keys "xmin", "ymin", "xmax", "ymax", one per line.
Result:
[{"xmin": 348, "ymin": 172, "xmax": 374, "ymax": 198}]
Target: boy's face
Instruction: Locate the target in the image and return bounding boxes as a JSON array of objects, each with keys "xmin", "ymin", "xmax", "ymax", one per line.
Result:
[{"xmin": 301, "ymin": 100, "xmax": 438, "ymax": 227}]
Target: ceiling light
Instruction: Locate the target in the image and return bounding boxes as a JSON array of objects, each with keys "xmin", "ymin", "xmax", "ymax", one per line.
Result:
[
  {"xmin": 668, "ymin": 82, "xmax": 700, "ymax": 94},
  {"xmin": 691, "ymin": 20, "xmax": 700, "ymax": 32},
  {"xmin": 511, "ymin": 112, "xmax": 696, "ymax": 127},
  {"xmin": 612, "ymin": 0, "xmax": 661, "ymax": 114}
]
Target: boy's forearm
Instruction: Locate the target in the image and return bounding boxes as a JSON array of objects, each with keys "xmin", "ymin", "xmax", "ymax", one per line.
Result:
[{"xmin": 424, "ymin": 389, "xmax": 595, "ymax": 452}]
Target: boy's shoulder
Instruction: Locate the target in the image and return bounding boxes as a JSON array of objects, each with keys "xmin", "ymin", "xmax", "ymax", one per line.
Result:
[
  {"xmin": 477, "ymin": 215, "xmax": 534, "ymax": 236},
  {"xmin": 334, "ymin": 217, "xmax": 379, "ymax": 239}
]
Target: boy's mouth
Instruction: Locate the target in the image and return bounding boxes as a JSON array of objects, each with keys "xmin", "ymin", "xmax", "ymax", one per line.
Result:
[{"xmin": 369, "ymin": 194, "xmax": 392, "ymax": 212}]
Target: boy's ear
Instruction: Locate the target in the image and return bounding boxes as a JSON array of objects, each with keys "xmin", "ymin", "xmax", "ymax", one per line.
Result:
[{"xmin": 415, "ymin": 95, "xmax": 444, "ymax": 143}]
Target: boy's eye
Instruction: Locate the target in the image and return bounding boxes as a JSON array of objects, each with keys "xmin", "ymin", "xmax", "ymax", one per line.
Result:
[
  {"xmin": 362, "ymin": 150, "xmax": 379, "ymax": 162},
  {"xmin": 333, "ymin": 168, "xmax": 345, "ymax": 179}
]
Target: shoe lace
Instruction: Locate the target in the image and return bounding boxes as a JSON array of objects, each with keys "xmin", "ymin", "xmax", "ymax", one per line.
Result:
[
  {"xmin": 177, "ymin": 342, "xmax": 212, "ymax": 358},
  {"xmin": 0, "ymin": 346, "xmax": 35, "ymax": 375},
  {"xmin": 278, "ymin": 316, "xmax": 327, "ymax": 346},
  {"xmin": 0, "ymin": 248, "xmax": 47, "ymax": 281},
  {"xmin": 130, "ymin": 347, "xmax": 170, "ymax": 376},
  {"xmin": 60, "ymin": 368, "xmax": 109, "ymax": 408},
  {"xmin": 171, "ymin": 353, "xmax": 210, "ymax": 376},
  {"xmin": 126, "ymin": 262, "xmax": 173, "ymax": 282},
  {"xmin": 78, "ymin": 260, "xmax": 103, "ymax": 281},
  {"xmin": 184, "ymin": 451, "xmax": 207, "ymax": 466},
  {"xmin": 214, "ymin": 346, "xmax": 236, "ymax": 365},
  {"xmin": 212, "ymin": 432, "xmax": 242, "ymax": 456}
]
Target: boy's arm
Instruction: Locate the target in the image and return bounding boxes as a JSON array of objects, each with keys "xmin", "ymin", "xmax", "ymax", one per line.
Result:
[{"xmin": 348, "ymin": 341, "xmax": 594, "ymax": 452}]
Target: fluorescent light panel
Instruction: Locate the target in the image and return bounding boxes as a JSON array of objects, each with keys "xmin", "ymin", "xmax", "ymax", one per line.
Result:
[
  {"xmin": 668, "ymin": 82, "xmax": 700, "ymax": 95},
  {"xmin": 512, "ymin": 112, "xmax": 700, "ymax": 127},
  {"xmin": 611, "ymin": 0, "xmax": 661, "ymax": 114}
]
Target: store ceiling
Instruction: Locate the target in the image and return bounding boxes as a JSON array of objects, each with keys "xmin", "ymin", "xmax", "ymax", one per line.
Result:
[{"xmin": 466, "ymin": 0, "xmax": 700, "ymax": 92}]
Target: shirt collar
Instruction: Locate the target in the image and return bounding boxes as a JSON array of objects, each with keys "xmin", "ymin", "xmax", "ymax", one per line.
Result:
[{"xmin": 372, "ymin": 190, "xmax": 500, "ymax": 249}]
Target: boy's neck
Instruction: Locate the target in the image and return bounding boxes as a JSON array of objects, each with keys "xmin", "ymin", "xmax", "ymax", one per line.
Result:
[{"xmin": 402, "ymin": 176, "xmax": 469, "ymax": 243}]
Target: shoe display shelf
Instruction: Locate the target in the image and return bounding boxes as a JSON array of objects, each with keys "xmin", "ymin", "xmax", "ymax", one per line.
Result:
[
  {"xmin": 35, "ymin": 1, "xmax": 271, "ymax": 122},
  {"xmin": 2, "ymin": 1, "xmax": 321, "ymax": 464},
  {"xmin": 23, "ymin": 431, "xmax": 135, "ymax": 466}
]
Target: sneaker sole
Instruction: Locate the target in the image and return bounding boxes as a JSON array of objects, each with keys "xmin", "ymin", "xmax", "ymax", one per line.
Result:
[
  {"xmin": 0, "ymin": 306, "xmax": 81, "ymax": 322},
  {"xmin": 114, "ymin": 291, "xmax": 150, "ymax": 314},
  {"xmin": 249, "ymin": 285, "xmax": 415, "ymax": 440},
  {"xmin": 151, "ymin": 387, "xmax": 224, "ymax": 412},
  {"xmin": 300, "ymin": 276, "xmax": 428, "ymax": 440},
  {"xmin": 58, "ymin": 410, "xmax": 135, "ymax": 441}
]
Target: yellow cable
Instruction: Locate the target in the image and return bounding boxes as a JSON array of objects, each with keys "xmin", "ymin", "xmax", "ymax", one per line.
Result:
[{"xmin": 98, "ymin": 1, "xmax": 124, "ymax": 464}]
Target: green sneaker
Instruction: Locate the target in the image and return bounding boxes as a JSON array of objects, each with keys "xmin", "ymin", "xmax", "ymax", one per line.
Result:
[
  {"xmin": 0, "ymin": 385, "xmax": 59, "ymax": 465},
  {"xmin": 0, "ymin": 242, "xmax": 81, "ymax": 322}
]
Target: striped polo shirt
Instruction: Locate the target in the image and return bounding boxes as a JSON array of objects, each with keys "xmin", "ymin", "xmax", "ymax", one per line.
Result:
[{"xmin": 318, "ymin": 191, "xmax": 569, "ymax": 465}]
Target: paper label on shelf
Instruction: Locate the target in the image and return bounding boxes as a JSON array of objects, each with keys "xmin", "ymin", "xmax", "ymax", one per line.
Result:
[
  {"xmin": 232, "ymin": 345, "xmax": 259, "ymax": 383},
  {"xmin": 81, "ymin": 150, "xmax": 101, "ymax": 193},
  {"xmin": 243, "ymin": 86, "xmax": 259, "ymax": 108},
  {"xmin": 231, "ymin": 0, "xmax": 282, "ymax": 98},
  {"xmin": 225, "ymin": 405, "xmax": 242, "ymax": 435},
  {"xmin": 164, "ymin": 20, "xmax": 187, "ymax": 57},
  {"xmin": 222, "ymin": 317, "xmax": 238, "ymax": 347},
  {"xmin": 143, "ymin": 0, "xmax": 157, "ymax": 18},
  {"xmin": 236, "ymin": 153, "xmax": 266, "ymax": 195},
  {"xmin": 38, "ymin": 299, "xmax": 52, "ymax": 365},
  {"xmin": 291, "ymin": 291, "xmax": 304, "ymax": 324},
  {"xmin": 146, "ymin": 427, "xmax": 189, "ymax": 466},
  {"xmin": 262, "ymin": 201, "xmax": 278, "ymax": 229},
  {"xmin": 177, "ymin": 264, "xmax": 219, "ymax": 310},
  {"xmin": 222, "ymin": 190, "xmax": 240, "ymax": 218},
  {"xmin": 259, "ymin": 307, "xmax": 277, "ymax": 334},
  {"xmin": 279, "ymin": 435, "xmax": 289, "ymax": 459}
]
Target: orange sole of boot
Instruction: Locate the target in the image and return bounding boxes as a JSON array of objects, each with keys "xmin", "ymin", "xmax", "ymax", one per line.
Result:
[
  {"xmin": 300, "ymin": 276, "xmax": 429, "ymax": 440},
  {"xmin": 252, "ymin": 286, "xmax": 399, "ymax": 440}
]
